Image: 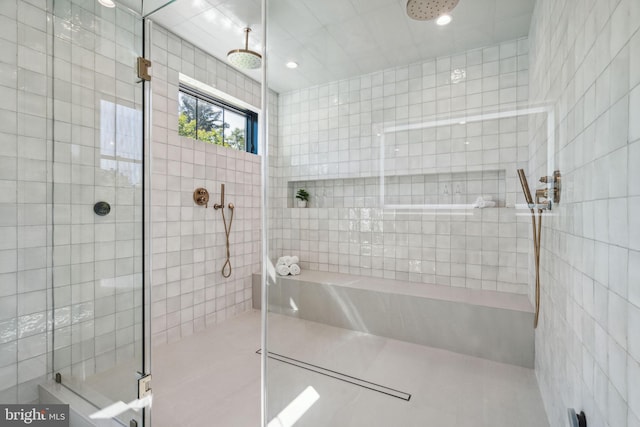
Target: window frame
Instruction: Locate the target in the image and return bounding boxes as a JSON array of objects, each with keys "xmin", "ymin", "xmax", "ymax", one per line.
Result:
[{"xmin": 178, "ymin": 83, "xmax": 258, "ymax": 154}]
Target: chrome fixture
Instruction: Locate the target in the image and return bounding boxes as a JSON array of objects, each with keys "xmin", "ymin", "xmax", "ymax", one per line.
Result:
[
  {"xmin": 138, "ymin": 374, "xmax": 152, "ymax": 399},
  {"xmin": 227, "ymin": 28, "xmax": 262, "ymax": 70},
  {"xmin": 406, "ymin": 0, "xmax": 459, "ymax": 21},
  {"xmin": 214, "ymin": 184, "xmax": 235, "ymax": 278},
  {"xmin": 193, "ymin": 188, "xmax": 210, "ymax": 207},
  {"xmin": 568, "ymin": 409, "xmax": 587, "ymax": 427}
]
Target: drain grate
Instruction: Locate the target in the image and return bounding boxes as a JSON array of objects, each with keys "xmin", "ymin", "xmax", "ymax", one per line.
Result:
[{"xmin": 256, "ymin": 349, "xmax": 411, "ymax": 401}]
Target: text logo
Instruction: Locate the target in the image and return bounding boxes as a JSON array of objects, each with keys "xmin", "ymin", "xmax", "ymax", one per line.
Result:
[{"xmin": 0, "ymin": 405, "xmax": 69, "ymax": 427}]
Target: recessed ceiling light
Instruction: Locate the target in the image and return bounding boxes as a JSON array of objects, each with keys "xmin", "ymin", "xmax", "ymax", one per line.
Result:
[
  {"xmin": 436, "ymin": 14, "xmax": 452, "ymax": 26},
  {"xmin": 286, "ymin": 61, "xmax": 298, "ymax": 69},
  {"xmin": 98, "ymin": 0, "xmax": 116, "ymax": 7}
]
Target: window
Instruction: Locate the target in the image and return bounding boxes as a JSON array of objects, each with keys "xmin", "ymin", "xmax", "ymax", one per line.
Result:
[{"xmin": 178, "ymin": 84, "xmax": 258, "ymax": 154}]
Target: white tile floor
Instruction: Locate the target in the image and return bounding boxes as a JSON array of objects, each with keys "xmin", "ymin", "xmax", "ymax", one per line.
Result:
[
  {"xmin": 150, "ymin": 311, "xmax": 262, "ymax": 427},
  {"xmin": 146, "ymin": 310, "xmax": 549, "ymax": 427}
]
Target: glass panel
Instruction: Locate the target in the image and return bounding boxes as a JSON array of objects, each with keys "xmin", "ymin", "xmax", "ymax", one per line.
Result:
[
  {"xmin": 195, "ymin": 98, "xmax": 225, "ymax": 145},
  {"xmin": 263, "ymin": 0, "xmax": 593, "ymax": 426},
  {"xmin": 48, "ymin": 0, "xmax": 151, "ymax": 424},
  {"xmin": 178, "ymin": 91, "xmax": 198, "ymax": 140},
  {"xmin": 223, "ymin": 109, "xmax": 247, "ymax": 151}
]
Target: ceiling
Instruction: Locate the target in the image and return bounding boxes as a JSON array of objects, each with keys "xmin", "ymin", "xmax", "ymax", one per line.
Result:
[{"xmin": 148, "ymin": 0, "xmax": 535, "ymax": 93}]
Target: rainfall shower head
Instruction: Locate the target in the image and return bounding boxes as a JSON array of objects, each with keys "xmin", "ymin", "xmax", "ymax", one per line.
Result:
[
  {"xmin": 227, "ymin": 27, "xmax": 262, "ymax": 70},
  {"xmin": 406, "ymin": 0, "xmax": 460, "ymax": 21}
]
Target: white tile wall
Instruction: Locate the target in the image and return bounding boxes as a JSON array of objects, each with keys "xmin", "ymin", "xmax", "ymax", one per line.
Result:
[
  {"xmin": 529, "ymin": 0, "xmax": 640, "ymax": 425},
  {"xmin": 273, "ymin": 38, "xmax": 534, "ymax": 293},
  {"xmin": 0, "ymin": 0, "xmax": 52, "ymax": 404},
  {"xmin": 148, "ymin": 25, "xmax": 262, "ymax": 346}
]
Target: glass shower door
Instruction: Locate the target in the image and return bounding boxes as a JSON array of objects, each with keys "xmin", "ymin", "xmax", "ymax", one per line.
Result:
[
  {"xmin": 263, "ymin": 1, "xmax": 550, "ymax": 426},
  {"xmin": 50, "ymin": 0, "xmax": 155, "ymax": 424}
]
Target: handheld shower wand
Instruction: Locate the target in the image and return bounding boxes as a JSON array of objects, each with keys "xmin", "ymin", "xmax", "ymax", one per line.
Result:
[
  {"xmin": 517, "ymin": 169, "xmax": 542, "ymax": 328},
  {"xmin": 517, "ymin": 169, "xmax": 534, "ymax": 205},
  {"xmin": 214, "ymin": 184, "xmax": 235, "ymax": 278}
]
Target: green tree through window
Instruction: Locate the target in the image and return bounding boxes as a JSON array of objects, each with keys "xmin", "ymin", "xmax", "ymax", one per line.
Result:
[{"xmin": 177, "ymin": 87, "xmax": 256, "ymax": 154}]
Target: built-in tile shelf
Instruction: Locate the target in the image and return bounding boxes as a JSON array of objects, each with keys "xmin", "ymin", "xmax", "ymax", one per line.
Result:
[{"xmin": 288, "ymin": 170, "xmax": 506, "ymax": 208}]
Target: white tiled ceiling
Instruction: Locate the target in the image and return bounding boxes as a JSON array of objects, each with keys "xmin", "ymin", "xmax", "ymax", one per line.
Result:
[{"xmin": 149, "ymin": 0, "xmax": 535, "ymax": 93}]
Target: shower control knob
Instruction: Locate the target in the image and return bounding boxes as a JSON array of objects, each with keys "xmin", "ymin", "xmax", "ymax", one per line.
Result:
[
  {"xmin": 94, "ymin": 201, "xmax": 111, "ymax": 216},
  {"xmin": 193, "ymin": 188, "xmax": 210, "ymax": 207}
]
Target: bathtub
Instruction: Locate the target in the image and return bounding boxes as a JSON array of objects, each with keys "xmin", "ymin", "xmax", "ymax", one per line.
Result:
[{"xmin": 253, "ymin": 270, "xmax": 534, "ymax": 368}]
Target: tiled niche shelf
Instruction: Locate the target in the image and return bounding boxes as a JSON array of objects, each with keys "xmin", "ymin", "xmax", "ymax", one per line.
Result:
[{"xmin": 288, "ymin": 170, "xmax": 506, "ymax": 208}]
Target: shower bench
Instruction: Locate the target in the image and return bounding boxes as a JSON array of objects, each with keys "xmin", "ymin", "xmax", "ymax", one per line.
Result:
[{"xmin": 253, "ymin": 270, "xmax": 535, "ymax": 368}]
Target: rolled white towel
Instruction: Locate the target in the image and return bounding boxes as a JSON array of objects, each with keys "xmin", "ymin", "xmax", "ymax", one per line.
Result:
[
  {"xmin": 474, "ymin": 197, "xmax": 496, "ymax": 208},
  {"xmin": 283, "ymin": 256, "xmax": 294, "ymax": 266},
  {"xmin": 277, "ymin": 257, "xmax": 287, "ymax": 266},
  {"xmin": 289, "ymin": 264, "xmax": 301, "ymax": 276},
  {"xmin": 290, "ymin": 255, "xmax": 299, "ymax": 264},
  {"xmin": 276, "ymin": 264, "xmax": 291, "ymax": 276}
]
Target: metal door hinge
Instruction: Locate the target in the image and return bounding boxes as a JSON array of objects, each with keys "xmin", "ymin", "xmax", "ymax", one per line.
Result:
[
  {"xmin": 138, "ymin": 374, "xmax": 152, "ymax": 399},
  {"xmin": 137, "ymin": 57, "xmax": 151, "ymax": 81}
]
